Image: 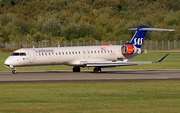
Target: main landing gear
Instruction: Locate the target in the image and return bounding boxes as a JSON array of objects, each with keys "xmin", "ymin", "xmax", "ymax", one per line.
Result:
[
  {"xmin": 72, "ymin": 66, "xmax": 102, "ymax": 73},
  {"xmin": 73, "ymin": 66, "xmax": 81, "ymax": 72},
  {"xmin": 93, "ymin": 67, "xmax": 101, "ymax": 73}
]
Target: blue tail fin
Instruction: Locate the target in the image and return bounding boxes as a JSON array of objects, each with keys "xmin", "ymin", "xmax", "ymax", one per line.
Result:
[{"xmin": 128, "ymin": 25, "xmax": 149, "ymax": 48}]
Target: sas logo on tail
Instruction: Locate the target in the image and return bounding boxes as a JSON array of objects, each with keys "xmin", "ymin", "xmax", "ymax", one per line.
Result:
[{"xmin": 133, "ymin": 38, "xmax": 143, "ymax": 45}]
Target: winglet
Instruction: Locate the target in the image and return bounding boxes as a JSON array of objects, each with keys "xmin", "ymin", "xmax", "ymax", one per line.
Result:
[{"xmin": 156, "ymin": 53, "xmax": 169, "ymax": 63}]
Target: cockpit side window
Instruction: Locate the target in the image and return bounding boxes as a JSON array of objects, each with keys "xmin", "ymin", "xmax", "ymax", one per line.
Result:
[{"xmin": 20, "ymin": 53, "xmax": 26, "ymax": 56}]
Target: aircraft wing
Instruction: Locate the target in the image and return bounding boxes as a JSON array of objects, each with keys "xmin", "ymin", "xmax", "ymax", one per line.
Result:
[
  {"xmin": 84, "ymin": 61, "xmax": 152, "ymax": 67},
  {"xmin": 81, "ymin": 53, "xmax": 169, "ymax": 67}
]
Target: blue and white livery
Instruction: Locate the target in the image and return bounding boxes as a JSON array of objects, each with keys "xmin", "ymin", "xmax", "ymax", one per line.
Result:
[{"xmin": 4, "ymin": 25, "xmax": 174, "ymax": 74}]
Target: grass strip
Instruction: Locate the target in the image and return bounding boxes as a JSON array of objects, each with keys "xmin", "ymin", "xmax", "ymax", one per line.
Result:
[{"xmin": 0, "ymin": 80, "xmax": 180, "ymax": 113}]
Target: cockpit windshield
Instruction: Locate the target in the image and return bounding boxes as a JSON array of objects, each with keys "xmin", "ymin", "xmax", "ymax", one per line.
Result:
[
  {"xmin": 11, "ymin": 52, "xmax": 26, "ymax": 56},
  {"xmin": 20, "ymin": 53, "xmax": 26, "ymax": 56}
]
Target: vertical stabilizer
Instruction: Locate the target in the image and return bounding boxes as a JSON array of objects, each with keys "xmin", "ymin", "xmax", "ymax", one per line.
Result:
[{"xmin": 129, "ymin": 25, "xmax": 149, "ymax": 48}]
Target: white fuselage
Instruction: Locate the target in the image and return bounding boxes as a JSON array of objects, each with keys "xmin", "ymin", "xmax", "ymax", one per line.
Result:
[{"xmin": 4, "ymin": 45, "xmax": 137, "ymax": 68}]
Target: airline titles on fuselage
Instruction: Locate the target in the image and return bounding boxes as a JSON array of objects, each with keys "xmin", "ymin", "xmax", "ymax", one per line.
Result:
[{"xmin": 34, "ymin": 49, "xmax": 54, "ymax": 53}]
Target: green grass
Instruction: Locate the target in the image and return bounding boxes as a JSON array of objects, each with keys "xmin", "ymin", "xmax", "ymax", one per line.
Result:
[
  {"xmin": 0, "ymin": 81, "xmax": 180, "ymax": 113},
  {"xmin": 1, "ymin": 50, "xmax": 180, "ymax": 71}
]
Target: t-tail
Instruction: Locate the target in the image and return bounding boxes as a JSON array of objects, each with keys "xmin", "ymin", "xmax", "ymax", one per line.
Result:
[
  {"xmin": 128, "ymin": 25, "xmax": 174, "ymax": 49},
  {"xmin": 122, "ymin": 25, "xmax": 174, "ymax": 56}
]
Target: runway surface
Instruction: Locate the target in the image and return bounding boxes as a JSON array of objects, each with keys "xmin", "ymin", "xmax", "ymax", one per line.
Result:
[{"xmin": 0, "ymin": 69, "xmax": 180, "ymax": 82}]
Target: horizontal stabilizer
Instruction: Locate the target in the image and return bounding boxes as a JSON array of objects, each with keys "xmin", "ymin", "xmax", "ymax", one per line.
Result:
[{"xmin": 129, "ymin": 28, "xmax": 175, "ymax": 31}]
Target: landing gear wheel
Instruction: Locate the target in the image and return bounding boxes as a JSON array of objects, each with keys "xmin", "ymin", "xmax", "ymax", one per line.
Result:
[
  {"xmin": 73, "ymin": 66, "xmax": 81, "ymax": 72},
  {"xmin": 93, "ymin": 67, "xmax": 101, "ymax": 73},
  {"xmin": 12, "ymin": 67, "xmax": 17, "ymax": 74},
  {"xmin": 12, "ymin": 70, "xmax": 17, "ymax": 74}
]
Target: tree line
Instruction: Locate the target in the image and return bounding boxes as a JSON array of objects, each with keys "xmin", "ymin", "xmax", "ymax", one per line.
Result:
[{"xmin": 0, "ymin": 0, "xmax": 179, "ymax": 44}]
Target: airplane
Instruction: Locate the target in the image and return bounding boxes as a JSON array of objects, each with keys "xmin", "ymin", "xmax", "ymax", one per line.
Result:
[{"xmin": 4, "ymin": 25, "xmax": 174, "ymax": 74}]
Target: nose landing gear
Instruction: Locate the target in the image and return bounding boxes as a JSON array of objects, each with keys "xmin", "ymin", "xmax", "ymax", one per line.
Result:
[{"xmin": 12, "ymin": 67, "xmax": 17, "ymax": 74}]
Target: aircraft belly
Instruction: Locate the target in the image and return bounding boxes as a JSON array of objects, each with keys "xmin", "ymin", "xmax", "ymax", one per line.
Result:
[{"xmin": 68, "ymin": 55, "xmax": 118, "ymax": 66}]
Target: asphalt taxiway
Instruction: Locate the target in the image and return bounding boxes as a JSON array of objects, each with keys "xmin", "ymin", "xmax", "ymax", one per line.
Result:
[{"xmin": 0, "ymin": 69, "xmax": 180, "ymax": 82}]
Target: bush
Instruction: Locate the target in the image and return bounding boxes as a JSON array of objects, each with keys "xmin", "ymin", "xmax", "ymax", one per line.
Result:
[{"xmin": 0, "ymin": 48, "xmax": 17, "ymax": 52}]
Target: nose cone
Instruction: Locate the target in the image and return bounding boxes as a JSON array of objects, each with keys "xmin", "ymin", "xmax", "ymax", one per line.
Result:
[
  {"xmin": 4, "ymin": 59, "xmax": 10, "ymax": 65},
  {"xmin": 4, "ymin": 58, "xmax": 13, "ymax": 68}
]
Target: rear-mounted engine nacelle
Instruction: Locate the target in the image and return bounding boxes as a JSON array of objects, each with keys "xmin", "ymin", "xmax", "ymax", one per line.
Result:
[{"xmin": 121, "ymin": 44, "xmax": 136, "ymax": 55}]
